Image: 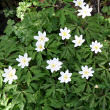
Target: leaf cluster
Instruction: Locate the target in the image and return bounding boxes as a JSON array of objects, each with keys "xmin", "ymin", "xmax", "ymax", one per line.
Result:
[{"xmin": 0, "ymin": 0, "xmax": 110, "ymax": 110}]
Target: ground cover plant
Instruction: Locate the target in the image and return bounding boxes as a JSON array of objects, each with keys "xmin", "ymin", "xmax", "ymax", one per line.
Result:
[{"xmin": 0, "ymin": 0, "xmax": 110, "ymax": 110}]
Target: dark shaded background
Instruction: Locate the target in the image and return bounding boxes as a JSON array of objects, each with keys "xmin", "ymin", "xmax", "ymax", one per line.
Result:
[
  {"xmin": 0, "ymin": 0, "xmax": 110, "ymax": 35},
  {"xmin": 0, "ymin": 0, "xmax": 20, "ymax": 35}
]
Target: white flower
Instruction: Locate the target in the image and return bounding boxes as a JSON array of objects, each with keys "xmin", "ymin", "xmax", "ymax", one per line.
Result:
[
  {"xmin": 90, "ymin": 41, "xmax": 103, "ymax": 54},
  {"xmin": 2, "ymin": 66, "xmax": 17, "ymax": 84},
  {"xmin": 16, "ymin": 53, "xmax": 31, "ymax": 68},
  {"xmin": 46, "ymin": 58, "xmax": 63, "ymax": 73},
  {"xmin": 34, "ymin": 31, "xmax": 49, "ymax": 43},
  {"xmin": 59, "ymin": 27, "xmax": 71, "ymax": 40},
  {"xmin": 35, "ymin": 42, "xmax": 45, "ymax": 52},
  {"xmin": 77, "ymin": 5, "xmax": 92, "ymax": 18},
  {"xmin": 79, "ymin": 65, "xmax": 94, "ymax": 79},
  {"xmin": 58, "ymin": 70, "xmax": 72, "ymax": 83},
  {"xmin": 72, "ymin": 35, "xmax": 85, "ymax": 47},
  {"xmin": 73, "ymin": 0, "xmax": 86, "ymax": 8}
]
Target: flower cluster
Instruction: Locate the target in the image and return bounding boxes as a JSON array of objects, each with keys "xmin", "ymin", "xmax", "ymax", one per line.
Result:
[
  {"xmin": 34, "ymin": 31, "xmax": 49, "ymax": 52},
  {"xmin": 1, "ymin": 26, "xmax": 105, "ymax": 84},
  {"xmin": 60, "ymin": 27, "xmax": 103, "ymax": 54},
  {"xmin": 73, "ymin": 0, "xmax": 93, "ymax": 18},
  {"xmin": 1, "ymin": 1, "xmax": 105, "ymax": 85},
  {"xmin": 2, "ymin": 53, "xmax": 31, "ymax": 84},
  {"xmin": 46, "ymin": 27, "xmax": 103, "ymax": 81}
]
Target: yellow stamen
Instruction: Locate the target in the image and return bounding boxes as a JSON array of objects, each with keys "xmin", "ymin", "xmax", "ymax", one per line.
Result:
[
  {"xmin": 40, "ymin": 37, "xmax": 44, "ymax": 41},
  {"xmin": 8, "ymin": 71, "xmax": 13, "ymax": 78},
  {"xmin": 94, "ymin": 46, "xmax": 99, "ymax": 50},
  {"xmin": 84, "ymin": 10, "xmax": 87, "ymax": 14},
  {"xmin": 22, "ymin": 58, "xmax": 26, "ymax": 63},
  {"xmin": 64, "ymin": 75, "xmax": 68, "ymax": 80},
  {"xmin": 78, "ymin": 40, "xmax": 81, "ymax": 44},
  {"xmin": 39, "ymin": 45, "xmax": 43, "ymax": 49},
  {"xmin": 51, "ymin": 64, "xmax": 56, "ymax": 68},
  {"xmin": 63, "ymin": 32, "xmax": 67, "ymax": 36},
  {"xmin": 78, "ymin": 1, "xmax": 82, "ymax": 6},
  {"xmin": 84, "ymin": 71, "xmax": 89, "ymax": 75}
]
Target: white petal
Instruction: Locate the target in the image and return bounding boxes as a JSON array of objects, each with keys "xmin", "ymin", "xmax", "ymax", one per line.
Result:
[{"xmin": 24, "ymin": 53, "xmax": 28, "ymax": 58}]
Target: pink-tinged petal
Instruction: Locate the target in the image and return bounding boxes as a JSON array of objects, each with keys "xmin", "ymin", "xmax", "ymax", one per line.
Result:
[
  {"xmin": 18, "ymin": 63, "xmax": 21, "ymax": 67},
  {"xmin": 28, "ymin": 58, "xmax": 31, "ymax": 62},
  {"xmin": 14, "ymin": 75, "xmax": 17, "ymax": 80},
  {"xmin": 67, "ymin": 29, "xmax": 70, "ymax": 33},
  {"xmin": 21, "ymin": 65, "xmax": 25, "ymax": 68},
  {"xmin": 80, "ymin": 35, "xmax": 83, "ymax": 39},
  {"xmin": 2, "ymin": 73, "xmax": 6, "ymax": 77},
  {"xmin": 60, "ymin": 28, "xmax": 63, "ymax": 32},
  {"xmin": 38, "ymin": 31, "xmax": 42, "ymax": 36},
  {"xmin": 16, "ymin": 58, "xmax": 20, "ymax": 62},
  {"xmin": 82, "ymin": 15, "xmax": 86, "ymax": 18},
  {"xmin": 81, "ymin": 75, "xmax": 85, "ymax": 78},
  {"xmin": 72, "ymin": 40, "xmax": 76, "ymax": 43},
  {"xmin": 73, "ymin": 1, "xmax": 76, "ymax": 4},
  {"xmin": 64, "ymin": 27, "xmax": 67, "ymax": 31},
  {"xmin": 90, "ymin": 8, "xmax": 93, "ymax": 12},
  {"xmin": 34, "ymin": 36, "xmax": 38, "ymax": 39},
  {"xmin": 60, "ymin": 72, "xmax": 64, "ymax": 75},
  {"xmin": 4, "ymin": 69, "xmax": 8, "ymax": 73},
  {"xmin": 58, "ymin": 76, "xmax": 62, "ymax": 81},
  {"xmin": 13, "ymin": 69, "xmax": 16, "ymax": 74},
  {"xmin": 19, "ymin": 55, "xmax": 23, "ymax": 59},
  {"xmin": 8, "ymin": 80, "xmax": 13, "ymax": 84},
  {"xmin": 81, "ymin": 66, "xmax": 84, "ymax": 70},
  {"xmin": 86, "ymin": 76, "xmax": 89, "ymax": 79},
  {"xmin": 75, "ymin": 35, "xmax": 78, "ymax": 39},
  {"xmin": 100, "ymin": 44, "xmax": 103, "ymax": 47},
  {"xmin": 24, "ymin": 53, "xmax": 28, "ymax": 58},
  {"xmin": 77, "ymin": 13, "xmax": 81, "ymax": 16},
  {"xmin": 51, "ymin": 69, "xmax": 54, "ymax": 73},
  {"xmin": 79, "ymin": 71, "xmax": 82, "ymax": 74},
  {"xmin": 74, "ymin": 44, "xmax": 78, "ymax": 47},
  {"xmin": 62, "ymin": 36, "xmax": 65, "ymax": 40},
  {"xmin": 59, "ymin": 33, "xmax": 62, "ymax": 36},
  {"xmin": 43, "ymin": 31, "xmax": 46, "ymax": 36},
  {"xmin": 3, "ymin": 78, "xmax": 8, "ymax": 83}
]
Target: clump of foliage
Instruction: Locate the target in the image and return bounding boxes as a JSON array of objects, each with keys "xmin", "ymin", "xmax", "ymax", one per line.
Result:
[
  {"xmin": 16, "ymin": 1, "xmax": 32, "ymax": 20},
  {"xmin": 101, "ymin": 6, "xmax": 110, "ymax": 23},
  {"xmin": 3, "ymin": 9, "xmax": 15, "ymax": 18},
  {"xmin": 0, "ymin": 0, "xmax": 110, "ymax": 110}
]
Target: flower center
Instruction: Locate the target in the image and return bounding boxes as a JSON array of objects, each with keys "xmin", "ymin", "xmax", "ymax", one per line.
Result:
[
  {"xmin": 78, "ymin": 40, "xmax": 81, "ymax": 44},
  {"xmin": 40, "ymin": 37, "xmax": 44, "ymax": 41},
  {"xmin": 51, "ymin": 64, "xmax": 56, "ymax": 68},
  {"xmin": 84, "ymin": 10, "xmax": 87, "ymax": 14},
  {"xmin": 39, "ymin": 45, "xmax": 43, "ymax": 49},
  {"xmin": 22, "ymin": 58, "xmax": 26, "ymax": 63},
  {"xmin": 63, "ymin": 32, "xmax": 67, "ymax": 36},
  {"xmin": 8, "ymin": 71, "xmax": 13, "ymax": 78},
  {"xmin": 78, "ymin": 1, "xmax": 82, "ymax": 6},
  {"xmin": 64, "ymin": 74, "xmax": 68, "ymax": 80},
  {"xmin": 94, "ymin": 45, "xmax": 99, "ymax": 50},
  {"xmin": 84, "ymin": 71, "xmax": 89, "ymax": 75}
]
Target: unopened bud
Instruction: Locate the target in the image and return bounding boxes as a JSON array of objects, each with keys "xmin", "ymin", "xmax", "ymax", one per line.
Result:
[{"xmin": 94, "ymin": 85, "xmax": 99, "ymax": 88}]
